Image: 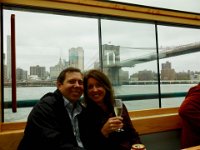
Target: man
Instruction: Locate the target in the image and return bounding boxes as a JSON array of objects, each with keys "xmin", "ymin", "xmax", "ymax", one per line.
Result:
[
  {"xmin": 18, "ymin": 67, "xmax": 86, "ymax": 150},
  {"xmin": 179, "ymin": 83, "xmax": 200, "ymax": 149}
]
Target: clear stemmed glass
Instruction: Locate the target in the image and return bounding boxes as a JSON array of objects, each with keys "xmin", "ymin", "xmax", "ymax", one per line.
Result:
[{"xmin": 114, "ymin": 99, "xmax": 124, "ymax": 132}]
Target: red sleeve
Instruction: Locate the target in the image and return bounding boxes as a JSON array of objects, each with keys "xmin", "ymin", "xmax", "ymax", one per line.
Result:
[{"xmin": 179, "ymin": 84, "xmax": 200, "ymax": 132}]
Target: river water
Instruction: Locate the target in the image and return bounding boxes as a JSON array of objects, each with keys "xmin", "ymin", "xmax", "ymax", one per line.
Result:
[{"xmin": 3, "ymin": 84, "xmax": 195, "ymax": 122}]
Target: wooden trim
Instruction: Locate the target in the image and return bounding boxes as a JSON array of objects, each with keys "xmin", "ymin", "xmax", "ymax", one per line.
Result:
[
  {"xmin": 129, "ymin": 107, "xmax": 179, "ymax": 118},
  {"xmin": 129, "ymin": 107, "xmax": 181, "ymax": 135},
  {"xmin": 1, "ymin": 122, "xmax": 26, "ymax": 132},
  {"xmin": 1, "ymin": 0, "xmax": 200, "ymax": 26},
  {"xmin": 182, "ymin": 145, "xmax": 200, "ymax": 150},
  {"xmin": 132, "ymin": 114, "xmax": 181, "ymax": 135}
]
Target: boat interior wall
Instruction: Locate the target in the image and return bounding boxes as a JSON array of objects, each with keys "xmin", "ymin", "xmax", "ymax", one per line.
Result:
[
  {"xmin": 0, "ymin": 107, "xmax": 181, "ymax": 150},
  {"xmin": 141, "ymin": 130, "xmax": 181, "ymax": 150},
  {"xmin": 130, "ymin": 107, "xmax": 181, "ymax": 134},
  {"xmin": 1, "ymin": 0, "xmax": 200, "ymax": 26}
]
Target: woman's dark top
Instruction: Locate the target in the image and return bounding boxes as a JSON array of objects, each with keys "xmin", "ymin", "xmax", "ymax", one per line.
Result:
[{"xmin": 80, "ymin": 100, "xmax": 141, "ymax": 150}]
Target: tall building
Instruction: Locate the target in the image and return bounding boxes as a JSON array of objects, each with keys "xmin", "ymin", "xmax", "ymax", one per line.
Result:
[
  {"xmin": 6, "ymin": 35, "xmax": 11, "ymax": 81},
  {"xmin": 138, "ymin": 70, "xmax": 154, "ymax": 80},
  {"xmin": 162, "ymin": 61, "xmax": 171, "ymax": 69},
  {"xmin": 30, "ymin": 65, "xmax": 46, "ymax": 80},
  {"xmin": 69, "ymin": 47, "xmax": 84, "ymax": 70},
  {"xmin": 3, "ymin": 53, "xmax": 8, "ymax": 81},
  {"xmin": 50, "ymin": 57, "xmax": 68, "ymax": 80},
  {"xmin": 161, "ymin": 61, "xmax": 176, "ymax": 80},
  {"xmin": 16, "ymin": 68, "xmax": 27, "ymax": 81}
]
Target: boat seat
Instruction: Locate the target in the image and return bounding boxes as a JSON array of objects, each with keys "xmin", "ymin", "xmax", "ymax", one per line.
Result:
[
  {"xmin": 0, "ymin": 129, "xmax": 24, "ymax": 150},
  {"xmin": 0, "ymin": 107, "xmax": 182, "ymax": 150}
]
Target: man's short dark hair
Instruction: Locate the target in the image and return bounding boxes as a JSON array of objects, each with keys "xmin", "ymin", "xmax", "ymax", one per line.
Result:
[{"xmin": 57, "ymin": 67, "xmax": 82, "ymax": 84}]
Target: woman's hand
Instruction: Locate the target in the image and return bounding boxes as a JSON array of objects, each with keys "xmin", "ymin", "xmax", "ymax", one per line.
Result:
[{"xmin": 101, "ymin": 116, "xmax": 123, "ymax": 137}]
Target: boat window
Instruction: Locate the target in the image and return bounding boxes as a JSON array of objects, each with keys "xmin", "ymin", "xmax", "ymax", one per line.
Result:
[
  {"xmin": 3, "ymin": 9, "xmax": 99, "ymax": 122},
  {"xmin": 100, "ymin": 19, "xmax": 159, "ymax": 110},
  {"xmin": 1, "ymin": 6, "xmax": 200, "ymax": 122},
  {"xmin": 158, "ymin": 25, "xmax": 200, "ymax": 108}
]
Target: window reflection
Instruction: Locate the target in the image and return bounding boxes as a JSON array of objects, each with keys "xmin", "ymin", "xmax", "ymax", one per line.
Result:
[{"xmin": 2, "ymin": 7, "xmax": 200, "ymax": 122}]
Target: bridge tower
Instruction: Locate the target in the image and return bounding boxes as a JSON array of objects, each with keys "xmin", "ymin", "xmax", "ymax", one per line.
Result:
[{"xmin": 102, "ymin": 44, "xmax": 122, "ymax": 85}]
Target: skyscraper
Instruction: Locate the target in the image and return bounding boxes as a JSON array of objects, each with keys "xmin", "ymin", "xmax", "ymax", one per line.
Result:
[
  {"xmin": 161, "ymin": 61, "xmax": 176, "ymax": 80},
  {"xmin": 50, "ymin": 57, "xmax": 68, "ymax": 80},
  {"xmin": 69, "ymin": 47, "xmax": 84, "ymax": 70}
]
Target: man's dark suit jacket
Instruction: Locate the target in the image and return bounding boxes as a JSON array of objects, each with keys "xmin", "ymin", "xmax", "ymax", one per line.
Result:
[{"xmin": 17, "ymin": 89, "xmax": 86, "ymax": 150}]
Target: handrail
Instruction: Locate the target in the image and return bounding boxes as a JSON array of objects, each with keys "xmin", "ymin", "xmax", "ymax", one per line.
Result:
[
  {"xmin": 116, "ymin": 92, "xmax": 187, "ymax": 100},
  {"xmin": 4, "ymin": 92, "xmax": 187, "ymax": 108}
]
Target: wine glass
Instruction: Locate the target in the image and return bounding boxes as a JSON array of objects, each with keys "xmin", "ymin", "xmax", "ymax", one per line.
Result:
[{"xmin": 114, "ymin": 99, "xmax": 124, "ymax": 132}]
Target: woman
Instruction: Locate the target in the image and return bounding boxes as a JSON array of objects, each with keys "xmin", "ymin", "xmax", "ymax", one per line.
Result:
[{"xmin": 81, "ymin": 69, "xmax": 141, "ymax": 150}]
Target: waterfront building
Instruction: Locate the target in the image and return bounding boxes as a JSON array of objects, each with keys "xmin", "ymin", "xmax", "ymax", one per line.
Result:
[
  {"xmin": 138, "ymin": 70, "xmax": 155, "ymax": 81},
  {"xmin": 30, "ymin": 65, "xmax": 46, "ymax": 80},
  {"xmin": 50, "ymin": 57, "xmax": 68, "ymax": 80},
  {"xmin": 119, "ymin": 69, "xmax": 129, "ymax": 84},
  {"xmin": 6, "ymin": 35, "xmax": 11, "ymax": 81},
  {"xmin": 16, "ymin": 68, "xmax": 27, "ymax": 81},
  {"xmin": 161, "ymin": 61, "xmax": 176, "ymax": 80},
  {"xmin": 176, "ymin": 72, "xmax": 190, "ymax": 80},
  {"xmin": 3, "ymin": 53, "xmax": 8, "ymax": 81}
]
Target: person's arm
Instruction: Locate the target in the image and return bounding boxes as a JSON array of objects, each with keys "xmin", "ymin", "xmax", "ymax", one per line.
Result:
[{"xmin": 179, "ymin": 94, "xmax": 200, "ymax": 132}]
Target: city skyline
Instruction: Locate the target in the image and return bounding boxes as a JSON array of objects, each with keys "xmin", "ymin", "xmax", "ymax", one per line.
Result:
[
  {"xmin": 4, "ymin": 40, "xmax": 200, "ymax": 81},
  {"xmin": 5, "ymin": 59, "xmax": 200, "ymax": 81},
  {"xmin": 3, "ymin": 9, "xmax": 200, "ymax": 78}
]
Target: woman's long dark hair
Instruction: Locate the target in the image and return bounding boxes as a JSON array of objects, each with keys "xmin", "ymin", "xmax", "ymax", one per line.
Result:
[{"xmin": 83, "ymin": 69, "xmax": 115, "ymax": 109}]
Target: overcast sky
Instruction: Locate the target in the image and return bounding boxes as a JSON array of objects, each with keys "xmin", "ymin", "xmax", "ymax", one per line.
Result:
[{"xmin": 3, "ymin": 1, "xmax": 200, "ymax": 75}]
